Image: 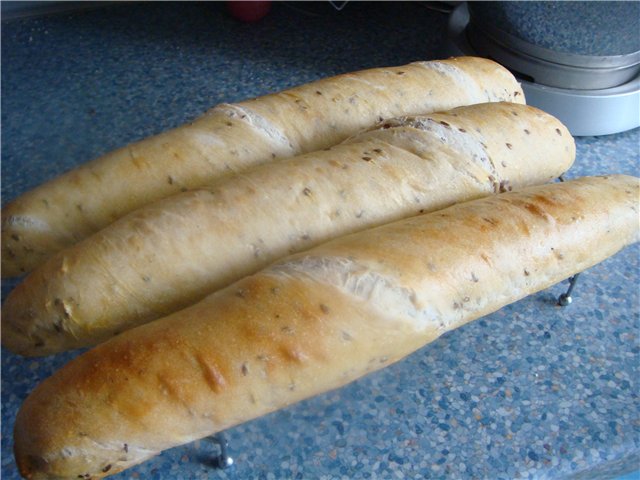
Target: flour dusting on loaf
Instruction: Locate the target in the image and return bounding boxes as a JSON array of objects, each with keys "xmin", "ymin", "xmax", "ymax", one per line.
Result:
[
  {"xmin": 211, "ymin": 103, "xmax": 296, "ymax": 155},
  {"xmin": 414, "ymin": 60, "xmax": 487, "ymax": 101},
  {"xmin": 272, "ymin": 256, "xmax": 434, "ymax": 330}
]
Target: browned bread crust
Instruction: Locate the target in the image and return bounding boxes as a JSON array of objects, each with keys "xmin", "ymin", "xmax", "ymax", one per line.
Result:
[
  {"xmin": 14, "ymin": 175, "xmax": 639, "ymax": 479},
  {"xmin": 2, "ymin": 57, "xmax": 524, "ymax": 277},
  {"xmin": 2, "ymin": 102, "xmax": 574, "ymax": 356}
]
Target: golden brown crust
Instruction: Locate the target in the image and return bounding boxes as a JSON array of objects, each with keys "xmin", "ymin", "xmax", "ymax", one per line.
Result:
[
  {"xmin": 2, "ymin": 56, "xmax": 524, "ymax": 277},
  {"xmin": 241, "ymin": 56, "xmax": 524, "ymax": 153},
  {"xmin": 13, "ymin": 175, "xmax": 639, "ymax": 479},
  {"xmin": 1, "ymin": 102, "xmax": 574, "ymax": 356}
]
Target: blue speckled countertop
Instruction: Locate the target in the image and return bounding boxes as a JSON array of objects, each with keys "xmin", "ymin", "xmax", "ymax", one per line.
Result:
[{"xmin": 2, "ymin": 2, "xmax": 639, "ymax": 479}]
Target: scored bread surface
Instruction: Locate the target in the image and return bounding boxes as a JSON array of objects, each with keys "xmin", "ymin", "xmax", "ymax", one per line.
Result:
[
  {"xmin": 13, "ymin": 175, "xmax": 640, "ymax": 479},
  {"xmin": 1, "ymin": 102, "xmax": 575, "ymax": 356},
  {"xmin": 2, "ymin": 56, "xmax": 524, "ymax": 277}
]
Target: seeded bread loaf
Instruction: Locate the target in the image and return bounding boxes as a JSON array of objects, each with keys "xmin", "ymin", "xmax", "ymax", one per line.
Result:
[
  {"xmin": 1, "ymin": 56, "xmax": 524, "ymax": 277},
  {"xmin": 1, "ymin": 102, "xmax": 574, "ymax": 356},
  {"xmin": 13, "ymin": 175, "xmax": 639, "ymax": 479}
]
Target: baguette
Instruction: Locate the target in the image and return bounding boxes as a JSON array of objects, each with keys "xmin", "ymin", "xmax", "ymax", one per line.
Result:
[
  {"xmin": 14, "ymin": 175, "xmax": 640, "ymax": 480},
  {"xmin": 1, "ymin": 102, "xmax": 575, "ymax": 357},
  {"xmin": 1, "ymin": 56, "xmax": 524, "ymax": 277}
]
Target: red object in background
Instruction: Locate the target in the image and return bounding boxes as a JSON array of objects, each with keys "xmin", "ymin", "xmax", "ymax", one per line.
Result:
[{"xmin": 227, "ymin": 1, "xmax": 272, "ymax": 22}]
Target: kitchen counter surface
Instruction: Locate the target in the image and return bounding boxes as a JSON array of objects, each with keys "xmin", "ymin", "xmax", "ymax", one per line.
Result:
[{"xmin": 2, "ymin": 3, "xmax": 638, "ymax": 479}]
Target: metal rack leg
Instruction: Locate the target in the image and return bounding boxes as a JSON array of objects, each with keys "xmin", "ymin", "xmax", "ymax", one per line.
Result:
[
  {"xmin": 554, "ymin": 175, "xmax": 583, "ymax": 307},
  {"xmin": 557, "ymin": 273, "xmax": 580, "ymax": 306},
  {"xmin": 211, "ymin": 432, "xmax": 234, "ymax": 469}
]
